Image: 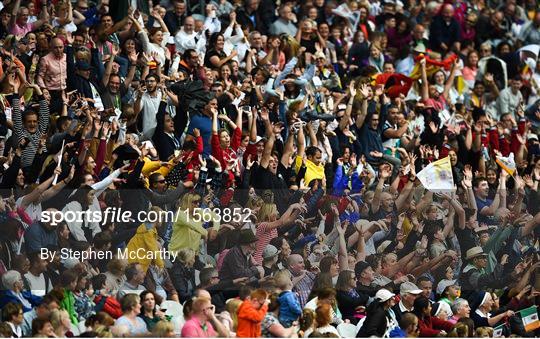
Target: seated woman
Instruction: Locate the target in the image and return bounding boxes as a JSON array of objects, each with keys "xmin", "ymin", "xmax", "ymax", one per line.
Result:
[
  {"xmin": 335, "ymin": 270, "xmax": 368, "ymax": 324},
  {"xmin": 304, "ymin": 288, "xmax": 343, "ymax": 325},
  {"xmin": 304, "ymin": 302, "xmax": 341, "ymax": 337},
  {"xmin": 470, "ymin": 291, "xmax": 514, "ymax": 329},
  {"xmin": 114, "ymin": 294, "xmax": 149, "ymax": 337},
  {"xmin": 261, "ymin": 293, "xmax": 297, "ymax": 338},
  {"xmin": 413, "ymin": 296, "xmax": 454, "ymax": 337},
  {"xmin": 138, "ymin": 290, "xmax": 167, "ymax": 332}
]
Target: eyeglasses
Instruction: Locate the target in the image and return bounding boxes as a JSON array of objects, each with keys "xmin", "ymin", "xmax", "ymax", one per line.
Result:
[
  {"xmin": 211, "ymin": 276, "xmax": 219, "ymax": 279},
  {"xmin": 192, "ymin": 199, "xmax": 201, "ymax": 204},
  {"xmin": 156, "ymin": 179, "xmax": 166, "ymax": 184}
]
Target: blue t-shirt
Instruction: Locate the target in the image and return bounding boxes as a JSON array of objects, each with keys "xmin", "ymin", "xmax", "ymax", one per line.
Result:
[
  {"xmin": 475, "ymin": 197, "xmax": 496, "ymax": 225},
  {"xmin": 115, "ymin": 316, "xmax": 148, "ymax": 336}
]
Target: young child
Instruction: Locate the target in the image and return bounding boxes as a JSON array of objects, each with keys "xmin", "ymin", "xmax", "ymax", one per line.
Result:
[
  {"xmin": 275, "ymin": 270, "xmax": 302, "ymax": 328},
  {"xmin": 236, "ymin": 289, "xmax": 269, "ymax": 338}
]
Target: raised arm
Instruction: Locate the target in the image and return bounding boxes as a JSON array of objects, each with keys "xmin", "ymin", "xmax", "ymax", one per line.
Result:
[
  {"xmin": 10, "ymin": 0, "xmax": 22, "ymax": 27},
  {"xmin": 32, "ymin": 4, "xmax": 50, "ymax": 30},
  {"xmin": 297, "ymin": 122, "xmax": 306, "ymax": 159},
  {"xmin": 333, "ymin": 206, "xmax": 349, "ymax": 271},
  {"xmin": 355, "ymin": 84, "xmax": 370, "ymax": 129},
  {"xmin": 102, "ymin": 46, "xmax": 119, "ymax": 87},
  {"xmin": 420, "ymin": 58, "xmax": 429, "ymax": 102},
  {"xmin": 442, "ymin": 59, "xmax": 458, "ymax": 100},
  {"xmin": 371, "ymin": 165, "xmax": 391, "ymax": 214},
  {"xmin": 259, "ymin": 109, "xmax": 275, "ymax": 169},
  {"xmin": 281, "ymin": 126, "xmax": 295, "ymax": 167}
]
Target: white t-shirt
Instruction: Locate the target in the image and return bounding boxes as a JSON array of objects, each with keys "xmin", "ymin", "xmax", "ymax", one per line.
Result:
[
  {"xmin": 24, "ymin": 272, "xmax": 51, "ymax": 297},
  {"xmin": 141, "ymin": 91, "xmax": 162, "ymax": 140}
]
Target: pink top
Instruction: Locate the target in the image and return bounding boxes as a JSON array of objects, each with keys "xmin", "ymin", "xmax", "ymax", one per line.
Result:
[
  {"xmin": 181, "ymin": 317, "xmax": 217, "ymax": 338},
  {"xmin": 36, "ymin": 52, "xmax": 67, "ymax": 91},
  {"xmin": 11, "ymin": 22, "xmax": 35, "ymax": 38},
  {"xmin": 461, "ymin": 66, "xmax": 477, "ymax": 82}
]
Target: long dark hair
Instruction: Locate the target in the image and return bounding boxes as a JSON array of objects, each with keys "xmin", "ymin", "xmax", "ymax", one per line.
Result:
[
  {"xmin": 68, "ymin": 185, "xmax": 94, "ymax": 210},
  {"xmin": 139, "ymin": 290, "xmax": 163, "ymax": 315},
  {"xmin": 207, "ymin": 33, "xmax": 224, "ymax": 52},
  {"xmin": 413, "ymin": 296, "xmax": 431, "ymax": 319}
]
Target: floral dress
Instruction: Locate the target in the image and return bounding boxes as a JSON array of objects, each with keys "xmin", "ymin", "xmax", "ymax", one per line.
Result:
[{"xmin": 261, "ymin": 312, "xmax": 280, "ymax": 338}]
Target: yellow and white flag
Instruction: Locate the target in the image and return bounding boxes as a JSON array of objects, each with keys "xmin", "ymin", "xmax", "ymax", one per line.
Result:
[
  {"xmin": 416, "ymin": 157, "xmax": 454, "ymax": 193},
  {"xmin": 496, "ymin": 152, "xmax": 516, "ymax": 176}
]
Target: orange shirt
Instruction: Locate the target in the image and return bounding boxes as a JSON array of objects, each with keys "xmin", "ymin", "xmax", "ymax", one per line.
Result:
[{"xmin": 236, "ymin": 300, "xmax": 268, "ymax": 338}]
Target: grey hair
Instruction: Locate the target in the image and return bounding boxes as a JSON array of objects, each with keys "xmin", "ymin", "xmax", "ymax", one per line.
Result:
[
  {"xmin": 2, "ymin": 270, "xmax": 21, "ymax": 290},
  {"xmin": 451, "ymin": 298, "xmax": 469, "ymax": 314}
]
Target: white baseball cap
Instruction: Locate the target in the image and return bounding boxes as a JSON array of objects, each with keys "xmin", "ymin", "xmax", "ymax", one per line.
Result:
[{"xmin": 375, "ymin": 289, "xmax": 396, "ymax": 302}]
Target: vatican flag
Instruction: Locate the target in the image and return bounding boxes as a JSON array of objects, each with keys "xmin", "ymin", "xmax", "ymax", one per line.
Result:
[{"xmin": 416, "ymin": 157, "xmax": 454, "ymax": 193}]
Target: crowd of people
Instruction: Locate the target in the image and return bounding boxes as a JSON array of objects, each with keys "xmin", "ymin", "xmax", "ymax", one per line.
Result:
[{"xmin": 0, "ymin": 0, "xmax": 538, "ymax": 337}]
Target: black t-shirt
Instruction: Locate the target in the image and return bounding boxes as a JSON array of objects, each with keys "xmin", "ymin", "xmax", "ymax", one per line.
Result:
[
  {"xmin": 204, "ymin": 49, "xmax": 226, "ymax": 69},
  {"xmin": 255, "ymin": 163, "xmax": 291, "ymax": 213},
  {"xmin": 454, "ymin": 226, "xmax": 478, "ymax": 258}
]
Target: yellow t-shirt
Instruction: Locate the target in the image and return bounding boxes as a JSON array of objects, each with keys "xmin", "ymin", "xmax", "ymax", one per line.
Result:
[{"xmin": 295, "ymin": 156, "xmax": 325, "ymax": 186}]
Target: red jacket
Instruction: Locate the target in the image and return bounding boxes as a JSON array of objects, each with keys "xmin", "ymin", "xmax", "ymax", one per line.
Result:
[
  {"xmin": 418, "ymin": 315, "xmax": 454, "ymax": 337},
  {"xmin": 211, "ymin": 127, "xmax": 242, "ymax": 185},
  {"xmin": 93, "ymin": 295, "xmax": 122, "ymax": 319}
]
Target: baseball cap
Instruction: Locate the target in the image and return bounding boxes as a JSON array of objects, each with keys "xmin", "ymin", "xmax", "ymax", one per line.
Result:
[
  {"xmin": 400, "ymin": 281, "xmax": 423, "ymax": 295},
  {"xmin": 262, "ymin": 244, "xmax": 279, "ymax": 260},
  {"xmin": 255, "ymin": 135, "xmax": 267, "ymax": 143},
  {"xmin": 375, "ymin": 289, "xmax": 395, "ymax": 302},
  {"xmin": 436, "ymin": 279, "xmax": 458, "ymax": 295}
]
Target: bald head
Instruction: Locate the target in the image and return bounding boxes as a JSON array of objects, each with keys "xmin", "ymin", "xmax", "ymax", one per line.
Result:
[
  {"xmin": 184, "ymin": 16, "xmax": 194, "ymax": 33},
  {"xmin": 442, "ymin": 4, "xmax": 454, "ymax": 20},
  {"xmin": 195, "ymin": 289, "xmax": 211, "ymax": 299},
  {"xmin": 51, "ymin": 38, "xmax": 64, "ymax": 58}
]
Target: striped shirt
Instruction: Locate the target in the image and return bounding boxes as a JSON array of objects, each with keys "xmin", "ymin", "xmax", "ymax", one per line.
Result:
[
  {"xmin": 253, "ymin": 222, "xmax": 277, "ymax": 265},
  {"xmin": 11, "ymin": 95, "xmax": 49, "ymax": 168}
]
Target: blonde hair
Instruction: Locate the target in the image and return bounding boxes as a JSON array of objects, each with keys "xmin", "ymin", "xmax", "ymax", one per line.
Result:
[
  {"xmin": 120, "ymin": 294, "xmax": 141, "ymax": 313},
  {"xmin": 176, "ymin": 248, "xmax": 196, "ymax": 266},
  {"xmin": 179, "ymin": 192, "xmax": 202, "ymax": 211},
  {"xmin": 107, "ymin": 257, "xmax": 127, "ymax": 275},
  {"xmin": 50, "ymin": 309, "xmax": 69, "ymax": 329},
  {"xmin": 475, "ymin": 327, "xmax": 494, "ymax": 337},
  {"xmin": 274, "ymin": 270, "xmax": 293, "ymax": 290},
  {"xmin": 225, "ymin": 299, "xmax": 243, "ymax": 332},
  {"xmin": 152, "ymin": 320, "xmax": 174, "ymax": 337},
  {"xmin": 246, "ymin": 195, "xmax": 263, "ymax": 211},
  {"xmin": 257, "ymin": 202, "xmax": 278, "ymax": 223},
  {"xmin": 94, "ymin": 325, "xmax": 113, "ymax": 338}
]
